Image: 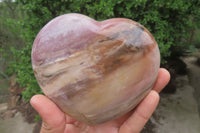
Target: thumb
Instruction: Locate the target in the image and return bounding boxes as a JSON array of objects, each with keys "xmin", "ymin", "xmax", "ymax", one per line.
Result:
[{"xmin": 30, "ymin": 94, "xmax": 66, "ymax": 133}]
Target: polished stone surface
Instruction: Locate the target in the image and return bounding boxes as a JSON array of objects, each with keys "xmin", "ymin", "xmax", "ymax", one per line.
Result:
[{"xmin": 32, "ymin": 13, "xmax": 160, "ymax": 125}]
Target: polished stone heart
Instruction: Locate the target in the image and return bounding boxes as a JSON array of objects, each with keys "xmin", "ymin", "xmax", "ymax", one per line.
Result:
[{"xmin": 32, "ymin": 13, "xmax": 160, "ymax": 125}]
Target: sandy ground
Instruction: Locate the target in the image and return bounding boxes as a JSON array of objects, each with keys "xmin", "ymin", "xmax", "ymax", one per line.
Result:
[
  {"xmin": 151, "ymin": 56, "xmax": 200, "ymax": 133},
  {"xmin": 0, "ymin": 104, "xmax": 36, "ymax": 133},
  {"xmin": 184, "ymin": 56, "xmax": 200, "ymax": 117}
]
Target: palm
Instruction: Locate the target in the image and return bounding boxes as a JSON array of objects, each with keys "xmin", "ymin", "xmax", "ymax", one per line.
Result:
[
  {"xmin": 64, "ymin": 111, "xmax": 132, "ymax": 133},
  {"xmin": 31, "ymin": 68, "xmax": 170, "ymax": 133}
]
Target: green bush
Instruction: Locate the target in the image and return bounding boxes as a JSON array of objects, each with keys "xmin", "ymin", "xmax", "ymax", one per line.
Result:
[
  {"xmin": 9, "ymin": 0, "xmax": 200, "ymax": 100},
  {"xmin": 0, "ymin": 1, "xmax": 26, "ymax": 80}
]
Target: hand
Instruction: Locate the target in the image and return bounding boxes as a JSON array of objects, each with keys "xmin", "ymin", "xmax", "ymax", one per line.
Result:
[{"xmin": 31, "ymin": 68, "xmax": 170, "ymax": 133}]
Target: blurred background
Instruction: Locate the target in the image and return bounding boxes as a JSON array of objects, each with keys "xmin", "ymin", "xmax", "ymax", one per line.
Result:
[{"xmin": 0, "ymin": 0, "xmax": 200, "ymax": 133}]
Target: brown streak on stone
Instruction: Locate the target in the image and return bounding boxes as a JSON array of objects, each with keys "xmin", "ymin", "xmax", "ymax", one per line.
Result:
[
  {"xmin": 55, "ymin": 78, "xmax": 95, "ymax": 99},
  {"xmin": 35, "ymin": 67, "xmax": 69, "ymax": 87},
  {"xmin": 87, "ymin": 29, "xmax": 152, "ymax": 75}
]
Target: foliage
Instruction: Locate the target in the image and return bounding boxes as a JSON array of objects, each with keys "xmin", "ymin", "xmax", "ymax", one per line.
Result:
[
  {"xmin": 0, "ymin": 1, "xmax": 25, "ymax": 49},
  {"xmin": 34, "ymin": 114, "xmax": 41, "ymax": 122},
  {"xmin": 0, "ymin": 1, "xmax": 25, "ymax": 79},
  {"xmin": 7, "ymin": 0, "xmax": 200, "ymax": 100}
]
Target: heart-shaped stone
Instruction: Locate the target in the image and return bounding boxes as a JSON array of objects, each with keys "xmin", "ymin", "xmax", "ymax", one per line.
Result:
[{"xmin": 32, "ymin": 13, "xmax": 160, "ymax": 125}]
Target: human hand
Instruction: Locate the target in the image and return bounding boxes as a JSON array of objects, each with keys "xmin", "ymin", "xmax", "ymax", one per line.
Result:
[{"xmin": 31, "ymin": 68, "xmax": 170, "ymax": 133}]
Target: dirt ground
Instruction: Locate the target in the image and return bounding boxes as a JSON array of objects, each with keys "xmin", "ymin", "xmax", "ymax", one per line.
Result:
[
  {"xmin": 0, "ymin": 109, "xmax": 36, "ymax": 133},
  {"xmin": 151, "ymin": 56, "xmax": 200, "ymax": 133},
  {"xmin": 0, "ymin": 78, "xmax": 39, "ymax": 133},
  {"xmin": 0, "ymin": 102, "xmax": 37, "ymax": 133}
]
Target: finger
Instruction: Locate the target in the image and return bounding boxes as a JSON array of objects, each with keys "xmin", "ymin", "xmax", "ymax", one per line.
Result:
[
  {"xmin": 64, "ymin": 124, "xmax": 81, "ymax": 133},
  {"xmin": 119, "ymin": 90, "xmax": 159, "ymax": 133},
  {"xmin": 30, "ymin": 94, "xmax": 66, "ymax": 133},
  {"xmin": 66, "ymin": 115, "xmax": 77, "ymax": 124},
  {"xmin": 152, "ymin": 68, "xmax": 170, "ymax": 93}
]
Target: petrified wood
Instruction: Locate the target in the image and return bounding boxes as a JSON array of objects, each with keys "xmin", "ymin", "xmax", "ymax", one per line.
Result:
[{"xmin": 32, "ymin": 13, "xmax": 160, "ymax": 125}]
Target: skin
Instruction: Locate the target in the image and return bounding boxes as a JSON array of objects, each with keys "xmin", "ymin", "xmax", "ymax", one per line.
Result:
[{"xmin": 31, "ymin": 68, "xmax": 170, "ymax": 133}]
